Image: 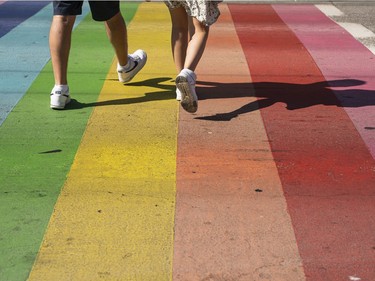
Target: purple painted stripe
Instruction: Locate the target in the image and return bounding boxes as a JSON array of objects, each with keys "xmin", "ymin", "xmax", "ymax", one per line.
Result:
[
  {"xmin": 274, "ymin": 5, "xmax": 375, "ymax": 158},
  {"xmin": 0, "ymin": 1, "xmax": 50, "ymax": 38}
]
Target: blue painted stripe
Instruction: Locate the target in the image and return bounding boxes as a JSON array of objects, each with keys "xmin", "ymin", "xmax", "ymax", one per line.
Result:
[
  {"xmin": 0, "ymin": 1, "xmax": 50, "ymax": 38},
  {"xmin": 0, "ymin": 2, "xmax": 89, "ymax": 125}
]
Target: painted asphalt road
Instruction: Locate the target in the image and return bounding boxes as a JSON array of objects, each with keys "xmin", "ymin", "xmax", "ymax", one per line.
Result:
[
  {"xmin": 321, "ymin": 2, "xmax": 375, "ymax": 54},
  {"xmin": 0, "ymin": 1, "xmax": 89, "ymax": 125},
  {"xmin": 1, "ymin": 2, "xmax": 375, "ymax": 281}
]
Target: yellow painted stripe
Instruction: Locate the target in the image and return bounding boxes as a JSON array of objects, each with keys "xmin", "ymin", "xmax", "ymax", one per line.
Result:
[{"xmin": 28, "ymin": 3, "xmax": 177, "ymax": 280}]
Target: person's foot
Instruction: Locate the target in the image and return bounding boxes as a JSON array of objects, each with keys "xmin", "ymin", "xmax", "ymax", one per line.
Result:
[
  {"xmin": 117, "ymin": 49, "xmax": 147, "ymax": 83},
  {"xmin": 176, "ymin": 69, "xmax": 198, "ymax": 113},
  {"xmin": 50, "ymin": 85, "xmax": 71, "ymax": 109}
]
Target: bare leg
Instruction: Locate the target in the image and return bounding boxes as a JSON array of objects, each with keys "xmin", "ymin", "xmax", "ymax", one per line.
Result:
[
  {"xmin": 49, "ymin": 15, "xmax": 75, "ymax": 85},
  {"xmin": 168, "ymin": 7, "xmax": 189, "ymax": 73},
  {"xmin": 105, "ymin": 12, "xmax": 128, "ymax": 66},
  {"xmin": 184, "ymin": 17, "xmax": 209, "ymax": 72}
]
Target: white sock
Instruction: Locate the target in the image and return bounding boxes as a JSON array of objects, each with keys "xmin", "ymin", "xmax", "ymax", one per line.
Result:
[
  {"xmin": 53, "ymin": 84, "xmax": 69, "ymax": 93},
  {"xmin": 119, "ymin": 56, "xmax": 134, "ymax": 72}
]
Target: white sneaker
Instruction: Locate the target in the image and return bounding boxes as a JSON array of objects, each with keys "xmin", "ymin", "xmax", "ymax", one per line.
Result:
[
  {"xmin": 176, "ymin": 69, "xmax": 198, "ymax": 113},
  {"xmin": 176, "ymin": 88, "xmax": 182, "ymax": 101},
  {"xmin": 50, "ymin": 85, "xmax": 71, "ymax": 109},
  {"xmin": 117, "ymin": 49, "xmax": 147, "ymax": 83}
]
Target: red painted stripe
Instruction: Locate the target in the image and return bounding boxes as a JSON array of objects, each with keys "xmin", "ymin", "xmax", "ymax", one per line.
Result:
[
  {"xmin": 229, "ymin": 4, "xmax": 375, "ymax": 281},
  {"xmin": 274, "ymin": 5, "xmax": 375, "ymax": 158}
]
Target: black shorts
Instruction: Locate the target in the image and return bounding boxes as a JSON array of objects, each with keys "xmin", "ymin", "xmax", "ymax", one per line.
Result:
[{"xmin": 53, "ymin": 1, "xmax": 120, "ymax": 21}]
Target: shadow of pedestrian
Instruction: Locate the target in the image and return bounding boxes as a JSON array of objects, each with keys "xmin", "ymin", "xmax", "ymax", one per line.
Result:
[
  {"xmin": 64, "ymin": 77, "xmax": 175, "ymax": 110},
  {"xmin": 195, "ymin": 79, "xmax": 375, "ymax": 121}
]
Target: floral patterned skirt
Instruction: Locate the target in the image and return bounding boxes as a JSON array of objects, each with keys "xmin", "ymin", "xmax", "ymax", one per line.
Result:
[{"xmin": 164, "ymin": 0, "xmax": 221, "ymax": 26}]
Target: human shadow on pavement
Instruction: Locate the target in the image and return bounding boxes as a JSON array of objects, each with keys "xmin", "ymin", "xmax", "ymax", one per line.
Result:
[
  {"xmin": 195, "ymin": 79, "xmax": 375, "ymax": 121},
  {"xmin": 64, "ymin": 77, "xmax": 175, "ymax": 110}
]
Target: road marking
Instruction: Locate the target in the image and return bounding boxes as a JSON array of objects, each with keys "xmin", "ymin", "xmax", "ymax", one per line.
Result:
[
  {"xmin": 0, "ymin": 3, "xmax": 117, "ymax": 280},
  {"xmin": 0, "ymin": 2, "xmax": 89, "ymax": 126},
  {"xmin": 316, "ymin": 4, "xmax": 375, "ymax": 54},
  {"xmin": 337, "ymin": 22, "xmax": 375, "ymax": 39},
  {"xmin": 172, "ymin": 4, "xmax": 305, "ymax": 280},
  {"xmin": 315, "ymin": 4, "xmax": 344, "ymax": 16},
  {"xmin": 273, "ymin": 4, "xmax": 375, "ymax": 280},
  {"xmin": 28, "ymin": 3, "xmax": 178, "ymax": 280}
]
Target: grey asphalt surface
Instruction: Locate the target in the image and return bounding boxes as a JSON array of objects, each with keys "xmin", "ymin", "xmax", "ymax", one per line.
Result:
[{"xmin": 332, "ymin": 2, "xmax": 375, "ymax": 48}]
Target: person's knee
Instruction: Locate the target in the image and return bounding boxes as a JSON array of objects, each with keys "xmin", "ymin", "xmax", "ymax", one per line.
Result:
[
  {"xmin": 106, "ymin": 12, "xmax": 124, "ymax": 29},
  {"xmin": 53, "ymin": 15, "xmax": 75, "ymax": 28}
]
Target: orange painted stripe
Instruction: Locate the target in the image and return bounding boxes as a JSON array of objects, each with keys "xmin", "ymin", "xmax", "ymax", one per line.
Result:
[{"xmin": 172, "ymin": 4, "xmax": 305, "ymax": 280}]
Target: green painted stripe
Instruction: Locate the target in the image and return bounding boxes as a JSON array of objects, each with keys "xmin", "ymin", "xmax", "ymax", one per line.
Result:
[
  {"xmin": 0, "ymin": 2, "xmax": 89, "ymax": 126},
  {"xmin": 0, "ymin": 3, "xmax": 139, "ymax": 280}
]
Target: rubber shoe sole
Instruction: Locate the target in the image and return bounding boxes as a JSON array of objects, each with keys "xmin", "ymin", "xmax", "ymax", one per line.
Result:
[
  {"xmin": 176, "ymin": 88, "xmax": 182, "ymax": 101},
  {"xmin": 176, "ymin": 75, "xmax": 198, "ymax": 113}
]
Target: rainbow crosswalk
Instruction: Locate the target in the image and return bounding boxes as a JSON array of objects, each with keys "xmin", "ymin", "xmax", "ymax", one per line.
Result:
[{"xmin": 0, "ymin": 2, "xmax": 375, "ymax": 281}]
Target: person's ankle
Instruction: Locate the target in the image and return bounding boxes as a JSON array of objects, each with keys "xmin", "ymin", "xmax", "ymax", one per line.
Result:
[
  {"xmin": 118, "ymin": 56, "xmax": 135, "ymax": 72},
  {"xmin": 53, "ymin": 84, "xmax": 69, "ymax": 92}
]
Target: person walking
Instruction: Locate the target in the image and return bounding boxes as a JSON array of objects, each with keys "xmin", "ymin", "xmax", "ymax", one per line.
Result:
[
  {"xmin": 164, "ymin": 0, "xmax": 221, "ymax": 113},
  {"xmin": 49, "ymin": 1, "xmax": 147, "ymax": 109}
]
